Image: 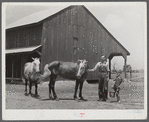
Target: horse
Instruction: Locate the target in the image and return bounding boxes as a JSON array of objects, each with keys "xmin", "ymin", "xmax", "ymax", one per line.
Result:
[
  {"xmin": 23, "ymin": 57, "xmax": 41, "ymax": 96},
  {"xmin": 42, "ymin": 59, "xmax": 88, "ymax": 101}
]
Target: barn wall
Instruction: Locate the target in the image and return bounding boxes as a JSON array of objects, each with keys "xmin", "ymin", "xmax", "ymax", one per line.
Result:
[
  {"xmin": 77, "ymin": 6, "xmax": 128, "ymax": 80},
  {"xmin": 5, "ymin": 5, "xmax": 129, "ymax": 80},
  {"xmin": 6, "ymin": 24, "xmax": 42, "ymax": 49},
  {"xmin": 40, "ymin": 6, "xmax": 128, "ymax": 80},
  {"xmin": 41, "ymin": 6, "xmax": 83, "ymax": 70}
]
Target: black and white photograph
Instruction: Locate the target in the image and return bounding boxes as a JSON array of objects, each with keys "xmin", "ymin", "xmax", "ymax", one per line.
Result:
[{"xmin": 2, "ymin": 2, "xmax": 147, "ymax": 120}]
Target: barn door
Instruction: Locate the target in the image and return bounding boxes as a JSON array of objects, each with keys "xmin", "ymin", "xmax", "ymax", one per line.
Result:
[
  {"xmin": 73, "ymin": 37, "xmax": 79, "ymax": 62},
  {"xmin": 13, "ymin": 54, "xmax": 21, "ymax": 78},
  {"xmin": 6, "ymin": 54, "xmax": 21, "ymax": 81}
]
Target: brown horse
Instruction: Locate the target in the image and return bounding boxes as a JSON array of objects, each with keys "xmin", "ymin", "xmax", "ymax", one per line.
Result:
[
  {"xmin": 42, "ymin": 59, "xmax": 88, "ymax": 101},
  {"xmin": 23, "ymin": 57, "xmax": 41, "ymax": 96}
]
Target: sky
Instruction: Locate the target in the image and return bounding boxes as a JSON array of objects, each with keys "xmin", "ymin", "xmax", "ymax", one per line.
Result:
[{"xmin": 4, "ymin": 2, "xmax": 146, "ymax": 70}]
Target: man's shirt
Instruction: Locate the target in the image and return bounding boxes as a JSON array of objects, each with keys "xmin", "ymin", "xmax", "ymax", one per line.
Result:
[{"xmin": 90, "ymin": 61, "xmax": 109, "ymax": 72}]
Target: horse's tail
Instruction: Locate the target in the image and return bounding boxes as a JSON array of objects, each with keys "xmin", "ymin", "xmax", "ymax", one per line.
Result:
[
  {"xmin": 38, "ymin": 64, "xmax": 51, "ymax": 85},
  {"xmin": 38, "ymin": 61, "xmax": 60, "ymax": 85}
]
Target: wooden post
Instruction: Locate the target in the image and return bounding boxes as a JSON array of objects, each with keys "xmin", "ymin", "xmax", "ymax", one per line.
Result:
[
  {"xmin": 11, "ymin": 55, "xmax": 14, "ymax": 82},
  {"xmin": 109, "ymin": 58, "xmax": 111, "ymax": 79},
  {"xmin": 21, "ymin": 54, "xmax": 28, "ymax": 81},
  {"xmin": 124, "ymin": 58, "xmax": 127, "ymax": 78}
]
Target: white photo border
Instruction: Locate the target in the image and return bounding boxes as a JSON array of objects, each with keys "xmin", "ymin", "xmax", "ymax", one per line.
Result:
[{"xmin": 2, "ymin": 2, "xmax": 147, "ymax": 120}]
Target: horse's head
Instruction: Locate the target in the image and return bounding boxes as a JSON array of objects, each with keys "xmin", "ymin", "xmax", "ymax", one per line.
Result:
[
  {"xmin": 32, "ymin": 57, "xmax": 40, "ymax": 73},
  {"xmin": 76, "ymin": 59, "xmax": 88, "ymax": 79}
]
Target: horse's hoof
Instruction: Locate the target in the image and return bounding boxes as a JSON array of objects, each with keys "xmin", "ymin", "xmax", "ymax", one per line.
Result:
[
  {"xmin": 29, "ymin": 93, "xmax": 33, "ymax": 97},
  {"xmin": 98, "ymin": 98, "xmax": 102, "ymax": 101},
  {"xmin": 35, "ymin": 94, "xmax": 39, "ymax": 98},
  {"xmin": 54, "ymin": 97, "xmax": 59, "ymax": 101},
  {"xmin": 102, "ymin": 99, "xmax": 106, "ymax": 102},
  {"xmin": 24, "ymin": 93, "xmax": 28, "ymax": 96},
  {"xmin": 79, "ymin": 97, "xmax": 87, "ymax": 101},
  {"xmin": 74, "ymin": 97, "xmax": 78, "ymax": 101},
  {"xmin": 49, "ymin": 96, "xmax": 53, "ymax": 100}
]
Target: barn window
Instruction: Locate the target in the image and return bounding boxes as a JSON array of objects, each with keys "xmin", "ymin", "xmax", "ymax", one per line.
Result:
[{"xmin": 73, "ymin": 37, "xmax": 78, "ymax": 55}]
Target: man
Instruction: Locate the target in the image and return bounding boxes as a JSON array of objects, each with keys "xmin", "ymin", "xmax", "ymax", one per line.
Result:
[{"xmin": 88, "ymin": 56, "xmax": 109, "ymax": 101}]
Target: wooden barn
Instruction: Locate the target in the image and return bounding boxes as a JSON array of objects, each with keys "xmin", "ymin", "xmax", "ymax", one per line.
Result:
[{"xmin": 6, "ymin": 5, "xmax": 130, "ymax": 82}]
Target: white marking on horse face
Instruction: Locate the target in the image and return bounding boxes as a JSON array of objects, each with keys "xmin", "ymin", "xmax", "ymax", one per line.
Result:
[
  {"xmin": 32, "ymin": 58, "xmax": 40, "ymax": 72},
  {"xmin": 77, "ymin": 60, "xmax": 88, "ymax": 79}
]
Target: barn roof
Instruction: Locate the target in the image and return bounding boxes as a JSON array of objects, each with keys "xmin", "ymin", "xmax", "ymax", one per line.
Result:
[
  {"xmin": 6, "ymin": 5, "xmax": 130, "ymax": 55},
  {"xmin": 6, "ymin": 45, "xmax": 42, "ymax": 54},
  {"xmin": 6, "ymin": 5, "xmax": 70, "ymax": 29}
]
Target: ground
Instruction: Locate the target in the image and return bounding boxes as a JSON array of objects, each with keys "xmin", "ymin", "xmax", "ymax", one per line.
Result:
[{"xmin": 5, "ymin": 72, "xmax": 144, "ymax": 109}]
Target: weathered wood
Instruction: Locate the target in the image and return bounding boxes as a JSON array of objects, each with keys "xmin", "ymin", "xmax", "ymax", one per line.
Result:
[{"xmin": 6, "ymin": 6, "xmax": 130, "ymax": 81}]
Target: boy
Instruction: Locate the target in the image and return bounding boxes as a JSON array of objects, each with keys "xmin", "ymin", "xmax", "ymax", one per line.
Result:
[{"xmin": 111, "ymin": 71, "xmax": 124, "ymax": 102}]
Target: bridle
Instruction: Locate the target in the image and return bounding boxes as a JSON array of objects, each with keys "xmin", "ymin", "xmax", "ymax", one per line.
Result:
[{"xmin": 77, "ymin": 59, "xmax": 88, "ymax": 79}]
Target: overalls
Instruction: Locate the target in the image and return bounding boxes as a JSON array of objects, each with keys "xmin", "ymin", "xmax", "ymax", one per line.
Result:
[{"xmin": 98, "ymin": 63, "xmax": 108, "ymax": 101}]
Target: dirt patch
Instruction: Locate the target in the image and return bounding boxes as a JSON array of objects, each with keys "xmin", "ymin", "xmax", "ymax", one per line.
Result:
[{"xmin": 5, "ymin": 75, "xmax": 144, "ymax": 109}]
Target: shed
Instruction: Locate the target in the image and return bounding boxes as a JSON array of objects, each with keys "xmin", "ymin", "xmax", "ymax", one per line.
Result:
[{"xmin": 6, "ymin": 5, "xmax": 130, "ymax": 82}]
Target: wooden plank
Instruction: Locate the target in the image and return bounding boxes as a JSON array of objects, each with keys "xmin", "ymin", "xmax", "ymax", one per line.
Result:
[
  {"xmin": 71, "ymin": 7, "xmax": 74, "ymax": 62},
  {"xmin": 56, "ymin": 14, "xmax": 59, "ymax": 61},
  {"xmin": 59, "ymin": 12, "xmax": 62, "ymax": 61},
  {"xmin": 65, "ymin": 9, "xmax": 69, "ymax": 61},
  {"xmin": 57, "ymin": 13, "xmax": 60, "ymax": 61},
  {"xmin": 63, "ymin": 11, "xmax": 67, "ymax": 61},
  {"xmin": 62, "ymin": 12, "xmax": 65, "ymax": 61},
  {"xmin": 49, "ymin": 20, "xmax": 54, "ymax": 62},
  {"xmin": 6, "ymin": 77, "xmax": 22, "ymax": 80},
  {"xmin": 68, "ymin": 9, "xmax": 73, "ymax": 62}
]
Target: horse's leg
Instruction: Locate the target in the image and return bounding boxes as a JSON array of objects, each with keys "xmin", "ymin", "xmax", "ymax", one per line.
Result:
[
  {"xmin": 79, "ymin": 80, "xmax": 85, "ymax": 100},
  {"xmin": 48, "ymin": 77, "xmax": 53, "ymax": 99},
  {"xmin": 49, "ymin": 74, "xmax": 58, "ymax": 100},
  {"xmin": 35, "ymin": 83, "xmax": 38, "ymax": 96},
  {"xmin": 74, "ymin": 80, "xmax": 79, "ymax": 100},
  {"xmin": 24, "ymin": 78, "xmax": 28, "ymax": 95},
  {"xmin": 29, "ymin": 80, "xmax": 32, "ymax": 95},
  {"xmin": 51, "ymin": 75, "xmax": 59, "ymax": 101}
]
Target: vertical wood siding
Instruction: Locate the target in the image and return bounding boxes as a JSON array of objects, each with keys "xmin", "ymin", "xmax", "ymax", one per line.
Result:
[
  {"xmin": 6, "ymin": 24, "xmax": 42, "ymax": 49},
  {"xmin": 6, "ymin": 6, "xmax": 129, "ymax": 80}
]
